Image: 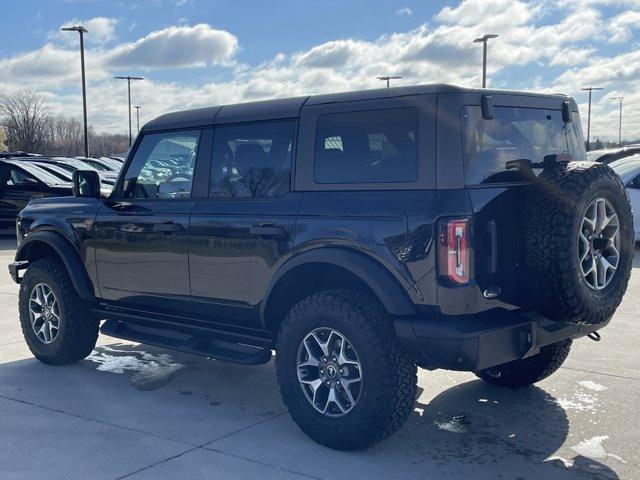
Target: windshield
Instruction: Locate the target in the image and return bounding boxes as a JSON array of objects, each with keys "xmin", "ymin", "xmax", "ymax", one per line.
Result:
[
  {"xmin": 462, "ymin": 105, "xmax": 586, "ymax": 185},
  {"xmin": 609, "ymin": 155, "xmax": 640, "ymax": 184}
]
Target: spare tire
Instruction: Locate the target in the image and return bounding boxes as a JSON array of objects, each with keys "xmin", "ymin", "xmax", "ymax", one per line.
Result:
[{"xmin": 523, "ymin": 161, "xmax": 633, "ymax": 325}]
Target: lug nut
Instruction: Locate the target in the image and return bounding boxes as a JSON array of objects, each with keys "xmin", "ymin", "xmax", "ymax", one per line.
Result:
[
  {"xmin": 332, "ymin": 356, "xmax": 337, "ymax": 362},
  {"xmin": 325, "ymin": 381, "xmax": 331, "ymax": 387},
  {"xmin": 339, "ymin": 368, "xmax": 344, "ymax": 375}
]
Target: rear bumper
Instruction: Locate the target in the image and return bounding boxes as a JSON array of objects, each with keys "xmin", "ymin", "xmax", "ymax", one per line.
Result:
[{"xmin": 394, "ymin": 310, "xmax": 609, "ymax": 372}]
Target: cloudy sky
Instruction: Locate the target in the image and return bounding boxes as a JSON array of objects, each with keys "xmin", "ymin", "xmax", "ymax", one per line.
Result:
[{"xmin": 2, "ymin": 0, "xmax": 639, "ymax": 140}]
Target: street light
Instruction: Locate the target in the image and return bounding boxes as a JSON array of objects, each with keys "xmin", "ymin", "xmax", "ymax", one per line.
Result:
[
  {"xmin": 61, "ymin": 25, "xmax": 89, "ymax": 157},
  {"xmin": 581, "ymin": 86, "xmax": 603, "ymax": 151},
  {"xmin": 114, "ymin": 75, "xmax": 144, "ymax": 146},
  {"xmin": 610, "ymin": 96, "xmax": 623, "ymax": 146},
  {"xmin": 473, "ymin": 34, "xmax": 499, "ymax": 88},
  {"xmin": 376, "ymin": 76, "xmax": 403, "ymax": 88},
  {"xmin": 134, "ymin": 105, "xmax": 141, "ymax": 133}
]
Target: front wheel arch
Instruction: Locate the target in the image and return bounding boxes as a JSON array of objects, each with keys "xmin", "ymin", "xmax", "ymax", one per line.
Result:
[{"xmin": 16, "ymin": 231, "xmax": 96, "ymax": 301}]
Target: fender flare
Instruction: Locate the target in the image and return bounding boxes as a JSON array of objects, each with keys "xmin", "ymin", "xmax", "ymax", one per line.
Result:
[
  {"xmin": 15, "ymin": 231, "xmax": 95, "ymax": 301},
  {"xmin": 261, "ymin": 247, "xmax": 416, "ymax": 320}
]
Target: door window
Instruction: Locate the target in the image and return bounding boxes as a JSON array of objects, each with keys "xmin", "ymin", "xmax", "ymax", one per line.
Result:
[
  {"xmin": 122, "ymin": 130, "xmax": 201, "ymax": 199},
  {"xmin": 1, "ymin": 166, "xmax": 40, "ymax": 188},
  {"xmin": 314, "ymin": 108, "xmax": 419, "ymax": 184},
  {"xmin": 210, "ymin": 121, "xmax": 294, "ymax": 198}
]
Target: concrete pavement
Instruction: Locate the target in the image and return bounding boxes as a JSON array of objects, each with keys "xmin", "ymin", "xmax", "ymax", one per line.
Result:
[{"xmin": 0, "ymin": 236, "xmax": 638, "ymax": 479}]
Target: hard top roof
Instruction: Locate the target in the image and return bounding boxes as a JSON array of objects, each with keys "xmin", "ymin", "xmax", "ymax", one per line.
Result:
[{"xmin": 143, "ymin": 83, "xmax": 572, "ymax": 132}]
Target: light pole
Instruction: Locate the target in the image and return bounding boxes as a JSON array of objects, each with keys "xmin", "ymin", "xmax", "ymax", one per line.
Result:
[
  {"xmin": 114, "ymin": 75, "xmax": 144, "ymax": 146},
  {"xmin": 581, "ymin": 87, "xmax": 603, "ymax": 151},
  {"xmin": 134, "ymin": 105, "xmax": 141, "ymax": 133},
  {"xmin": 610, "ymin": 96, "xmax": 623, "ymax": 146},
  {"xmin": 61, "ymin": 25, "xmax": 89, "ymax": 158},
  {"xmin": 376, "ymin": 76, "xmax": 402, "ymax": 88},
  {"xmin": 473, "ymin": 34, "xmax": 499, "ymax": 88}
]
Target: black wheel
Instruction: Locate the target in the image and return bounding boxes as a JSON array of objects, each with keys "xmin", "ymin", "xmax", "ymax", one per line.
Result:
[
  {"xmin": 19, "ymin": 258, "xmax": 99, "ymax": 365},
  {"xmin": 475, "ymin": 339, "xmax": 572, "ymax": 388},
  {"xmin": 524, "ymin": 161, "xmax": 634, "ymax": 324},
  {"xmin": 275, "ymin": 289, "xmax": 417, "ymax": 450}
]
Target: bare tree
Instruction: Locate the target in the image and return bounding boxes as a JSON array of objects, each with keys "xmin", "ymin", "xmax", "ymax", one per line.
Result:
[{"xmin": 0, "ymin": 91, "xmax": 50, "ymax": 152}]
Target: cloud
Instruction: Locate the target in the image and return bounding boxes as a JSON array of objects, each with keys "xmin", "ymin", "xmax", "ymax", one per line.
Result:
[
  {"xmin": 106, "ymin": 24, "xmax": 238, "ymax": 70},
  {"xmin": 1, "ymin": 2, "xmax": 639, "ymax": 141},
  {"xmin": 396, "ymin": 7, "xmax": 412, "ymax": 16},
  {"xmin": 56, "ymin": 17, "xmax": 118, "ymax": 44}
]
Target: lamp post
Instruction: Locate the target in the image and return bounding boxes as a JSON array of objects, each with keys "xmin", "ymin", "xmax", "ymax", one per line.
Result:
[
  {"xmin": 581, "ymin": 87, "xmax": 603, "ymax": 151},
  {"xmin": 473, "ymin": 34, "xmax": 499, "ymax": 88},
  {"xmin": 134, "ymin": 105, "xmax": 141, "ymax": 134},
  {"xmin": 610, "ymin": 96, "xmax": 623, "ymax": 146},
  {"xmin": 114, "ymin": 76, "xmax": 144, "ymax": 146},
  {"xmin": 376, "ymin": 76, "xmax": 403, "ymax": 88},
  {"xmin": 61, "ymin": 25, "xmax": 89, "ymax": 157}
]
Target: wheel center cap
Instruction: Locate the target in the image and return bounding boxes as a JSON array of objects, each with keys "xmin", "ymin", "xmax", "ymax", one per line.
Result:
[{"xmin": 326, "ymin": 365, "xmax": 337, "ymax": 378}]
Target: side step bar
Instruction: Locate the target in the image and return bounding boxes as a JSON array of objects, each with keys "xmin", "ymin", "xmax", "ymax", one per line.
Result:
[{"xmin": 100, "ymin": 320, "xmax": 273, "ymax": 366}]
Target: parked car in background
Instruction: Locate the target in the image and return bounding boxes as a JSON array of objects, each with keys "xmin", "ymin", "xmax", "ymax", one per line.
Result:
[
  {"xmin": 0, "ymin": 152, "xmax": 42, "ymax": 159},
  {"xmin": 610, "ymin": 154, "xmax": 640, "ymax": 241},
  {"xmin": 0, "ymin": 159, "xmax": 72, "ymax": 229},
  {"xmin": 21, "ymin": 157, "xmax": 117, "ymax": 191},
  {"xmin": 587, "ymin": 145, "xmax": 640, "ymax": 164},
  {"xmin": 76, "ymin": 157, "xmax": 122, "ymax": 172}
]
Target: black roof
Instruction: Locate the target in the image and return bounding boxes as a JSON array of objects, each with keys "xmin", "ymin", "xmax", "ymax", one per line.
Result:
[{"xmin": 143, "ymin": 83, "xmax": 573, "ymax": 132}]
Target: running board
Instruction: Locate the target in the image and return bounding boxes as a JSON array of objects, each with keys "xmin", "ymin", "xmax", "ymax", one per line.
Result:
[{"xmin": 100, "ymin": 320, "xmax": 273, "ymax": 365}]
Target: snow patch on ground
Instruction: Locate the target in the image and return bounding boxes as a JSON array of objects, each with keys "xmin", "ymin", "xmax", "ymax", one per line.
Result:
[
  {"xmin": 557, "ymin": 392, "xmax": 598, "ymax": 412},
  {"xmin": 577, "ymin": 380, "xmax": 607, "ymax": 392},
  {"xmin": 570, "ymin": 436, "xmax": 627, "ymax": 464},
  {"xmin": 87, "ymin": 346, "xmax": 184, "ymax": 390},
  {"xmin": 434, "ymin": 416, "xmax": 468, "ymax": 433}
]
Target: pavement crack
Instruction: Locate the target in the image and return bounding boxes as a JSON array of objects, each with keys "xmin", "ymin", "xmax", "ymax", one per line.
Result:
[
  {"xmin": 204, "ymin": 411, "xmax": 287, "ymax": 445},
  {"xmin": 561, "ymin": 366, "xmax": 640, "ymax": 381},
  {"xmin": 115, "ymin": 445, "xmax": 201, "ymax": 479},
  {"xmin": 0, "ymin": 392, "xmax": 196, "ymax": 447}
]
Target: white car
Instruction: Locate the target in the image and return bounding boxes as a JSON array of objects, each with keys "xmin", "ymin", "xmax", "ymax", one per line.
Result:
[{"xmin": 609, "ymin": 154, "xmax": 640, "ymax": 241}]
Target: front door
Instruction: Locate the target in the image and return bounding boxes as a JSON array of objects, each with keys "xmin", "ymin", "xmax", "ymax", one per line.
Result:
[
  {"xmin": 93, "ymin": 129, "xmax": 202, "ymax": 313},
  {"xmin": 189, "ymin": 120, "xmax": 300, "ymax": 328}
]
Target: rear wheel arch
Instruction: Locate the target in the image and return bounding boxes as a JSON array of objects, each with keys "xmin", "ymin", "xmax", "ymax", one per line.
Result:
[
  {"xmin": 262, "ymin": 247, "xmax": 416, "ymax": 335},
  {"xmin": 16, "ymin": 231, "xmax": 95, "ymax": 301}
]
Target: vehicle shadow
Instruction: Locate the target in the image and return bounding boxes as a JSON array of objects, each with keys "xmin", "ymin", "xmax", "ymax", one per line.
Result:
[{"xmin": 0, "ymin": 342, "xmax": 621, "ymax": 480}]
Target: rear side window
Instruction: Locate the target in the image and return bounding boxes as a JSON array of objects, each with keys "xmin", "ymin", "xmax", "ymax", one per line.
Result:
[
  {"xmin": 314, "ymin": 108, "xmax": 419, "ymax": 184},
  {"xmin": 462, "ymin": 106, "xmax": 586, "ymax": 185},
  {"xmin": 210, "ymin": 121, "xmax": 294, "ymax": 198}
]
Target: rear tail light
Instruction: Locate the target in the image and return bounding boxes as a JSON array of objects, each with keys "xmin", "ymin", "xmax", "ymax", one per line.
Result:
[{"xmin": 438, "ymin": 218, "xmax": 470, "ymax": 285}]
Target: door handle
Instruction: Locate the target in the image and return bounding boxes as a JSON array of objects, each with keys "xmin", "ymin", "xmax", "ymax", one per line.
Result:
[
  {"xmin": 249, "ymin": 225, "xmax": 286, "ymax": 236},
  {"xmin": 154, "ymin": 222, "xmax": 179, "ymax": 233}
]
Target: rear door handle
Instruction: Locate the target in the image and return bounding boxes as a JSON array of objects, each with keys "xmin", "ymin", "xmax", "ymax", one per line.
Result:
[
  {"xmin": 249, "ymin": 225, "xmax": 286, "ymax": 236},
  {"xmin": 154, "ymin": 222, "xmax": 179, "ymax": 233}
]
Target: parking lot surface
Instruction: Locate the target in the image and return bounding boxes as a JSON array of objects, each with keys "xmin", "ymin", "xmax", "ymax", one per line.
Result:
[{"xmin": 0, "ymin": 236, "xmax": 638, "ymax": 480}]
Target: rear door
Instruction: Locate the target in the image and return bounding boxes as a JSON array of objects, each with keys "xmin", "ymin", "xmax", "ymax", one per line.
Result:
[
  {"xmin": 93, "ymin": 129, "xmax": 202, "ymax": 313},
  {"xmin": 189, "ymin": 120, "xmax": 300, "ymax": 328},
  {"xmin": 439, "ymin": 93, "xmax": 586, "ymax": 305}
]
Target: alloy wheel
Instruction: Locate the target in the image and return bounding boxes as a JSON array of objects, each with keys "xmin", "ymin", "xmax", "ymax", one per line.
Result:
[
  {"xmin": 29, "ymin": 283, "xmax": 61, "ymax": 344},
  {"xmin": 296, "ymin": 327, "xmax": 363, "ymax": 417}
]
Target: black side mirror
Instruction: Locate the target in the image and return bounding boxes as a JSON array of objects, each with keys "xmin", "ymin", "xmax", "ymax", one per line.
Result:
[
  {"xmin": 562, "ymin": 101, "xmax": 573, "ymax": 123},
  {"xmin": 72, "ymin": 170, "xmax": 100, "ymax": 198}
]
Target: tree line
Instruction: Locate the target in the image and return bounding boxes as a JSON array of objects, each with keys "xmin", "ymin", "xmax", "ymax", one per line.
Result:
[{"xmin": 0, "ymin": 91, "xmax": 129, "ymax": 157}]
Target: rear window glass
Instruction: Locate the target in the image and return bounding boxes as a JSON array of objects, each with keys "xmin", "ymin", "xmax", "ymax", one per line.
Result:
[
  {"xmin": 462, "ymin": 106, "xmax": 586, "ymax": 185},
  {"xmin": 314, "ymin": 108, "xmax": 419, "ymax": 184}
]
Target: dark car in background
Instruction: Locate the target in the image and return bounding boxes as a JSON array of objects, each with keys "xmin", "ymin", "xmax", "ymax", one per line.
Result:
[
  {"xmin": 587, "ymin": 145, "xmax": 640, "ymax": 164},
  {"xmin": 0, "ymin": 159, "xmax": 72, "ymax": 229}
]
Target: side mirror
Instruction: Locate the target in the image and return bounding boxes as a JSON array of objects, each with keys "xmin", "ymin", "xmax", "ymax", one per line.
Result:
[{"xmin": 72, "ymin": 170, "xmax": 100, "ymax": 198}]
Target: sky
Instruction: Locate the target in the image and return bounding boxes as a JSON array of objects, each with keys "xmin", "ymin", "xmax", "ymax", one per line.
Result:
[{"xmin": 1, "ymin": 0, "xmax": 639, "ymax": 140}]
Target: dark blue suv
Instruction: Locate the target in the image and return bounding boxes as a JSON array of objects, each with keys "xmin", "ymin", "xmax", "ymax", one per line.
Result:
[{"xmin": 9, "ymin": 84, "xmax": 634, "ymax": 450}]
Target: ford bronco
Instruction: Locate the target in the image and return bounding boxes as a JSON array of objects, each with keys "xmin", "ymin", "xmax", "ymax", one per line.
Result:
[{"xmin": 9, "ymin": 85, "xmax": 633, "ymax": 450}]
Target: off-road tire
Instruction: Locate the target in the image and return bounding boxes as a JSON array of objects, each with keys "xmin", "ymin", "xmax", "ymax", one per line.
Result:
[
  {"xmin": 475, "ymin": 339, "xmax": 572, "ymax": 388},
  {"xmin": 524, "ymin": 161, "xmax": 633, "ymax": 324},
  {"xmin": 275, "ymin": 289, "xmax": 417, "ymax": 450},
  {"xmin": 19, "ymin": 258, "xmax": 99, "ymax": 365}
]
